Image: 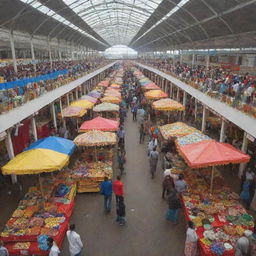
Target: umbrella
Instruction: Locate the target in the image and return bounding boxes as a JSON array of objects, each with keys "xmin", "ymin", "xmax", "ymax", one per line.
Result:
[
  {"xmin": 70, "ymin": 100, "xmax": 94, "ymax": 109},
  {"xmin": 74, "ymin": 130, "xmax": 117, "ymax": 147},
  {"xmin": 160, "ymin": 122, "xmax": 200, "ymax": 140},
  {"xmin": 81, "ymin": 95, "xmax": 98, "ymax": 103},
  {"xmin": 79, "ymin": 116, "xmax": 119, "ymax": 132},
  {"xmin": 110, "ymin": 84, "xmax": 121, "ymax": 89},
  {"xmin": 144, "ymin": 90, "xmax": 168, "ymax": 100},
  {"xmin": 152, "ymin": 98, "xmax": 185, "ymax": 111},
  {"xmin": 25, "ymin": 136, "xmax": 76, "ymax": 156},
  {"xmin": 104, "ymin": 92, "xmax": 121, "ymax": 98},
  {"xmin": 88, "ymin": 91, "xmax": 102, "ymax": 98},
  {"xmin": 93, "ymin": 102, "xmax": 120, "ymax": 112},
  {"xmin": 142, "ymin": 83, "xmax": 161, "ymax": 90},
  {"xmin": 178, "ymin": 140, "xmax": 250, "ymax": 192},
  {"xmin": 101, "ymin": 96, "xmax": 121, "ymax": 104},
  {"xmin": 62, "ymin": 106, "xmax": 87, "ymax": 117},
  {"xmin": 2, "ymin": 149, "xmax": 69, "ymax": 175},
  {"xmin": 98, "ymin": 80, "xmax": 109, "ymax": 87}
]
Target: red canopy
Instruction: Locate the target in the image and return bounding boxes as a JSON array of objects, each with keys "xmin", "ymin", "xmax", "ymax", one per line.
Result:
[
  {"xmin": 79, "ymin": 116, "xmax": 119, "ymax": 132},
  {"xmin": 142, "ymin": 83, "xmax": 161, "ymax": 90},
  {"xmin": 178, "ymin": 140, "xmax": 250, "ymax": 168}
]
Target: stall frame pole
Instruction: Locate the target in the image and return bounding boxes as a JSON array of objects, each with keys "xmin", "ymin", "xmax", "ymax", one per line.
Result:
[
  {"xmin": 239, "ymin": 132, "xmax": 248, "ymax": 178},
  {"xmin": 201, "ymin": 105, "xmax": 206, "ymax": 132}
]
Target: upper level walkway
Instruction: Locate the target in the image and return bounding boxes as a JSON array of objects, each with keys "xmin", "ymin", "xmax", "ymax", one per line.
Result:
[
  {"xmin": 136, "ymin": 62, "xmax": 256, "ymax": 139},
  {"xmin": 0, "ymin": 62, "xmax": 116, "ymax": 133}
]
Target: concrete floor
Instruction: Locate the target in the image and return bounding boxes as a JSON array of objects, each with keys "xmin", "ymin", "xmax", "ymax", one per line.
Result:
[{"xmin": 61, "ymin": 112, "xmax": 186, "ymax": 256}]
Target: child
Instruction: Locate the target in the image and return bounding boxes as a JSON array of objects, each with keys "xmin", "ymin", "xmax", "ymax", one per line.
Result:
[{"xmin": 116, "ymin": 197, "xmax": 126, "ymax": 226}]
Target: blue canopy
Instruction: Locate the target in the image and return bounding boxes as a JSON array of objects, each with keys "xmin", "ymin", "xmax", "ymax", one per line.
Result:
[{"xmin": 25, "ymin": 136, "xmax": 76, "ymax": 155}]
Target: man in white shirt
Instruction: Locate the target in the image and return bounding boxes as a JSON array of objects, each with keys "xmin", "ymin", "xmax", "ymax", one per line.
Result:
[
  {"xmin": 47, "ymin": 238, "xmax": 60, "ymax": 256},
  {"xmin": 66, "ymin": 224, "xmax": 83, "ymax": 256}
]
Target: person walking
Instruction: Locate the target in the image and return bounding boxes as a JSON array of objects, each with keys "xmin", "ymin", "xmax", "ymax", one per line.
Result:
[
  {"xmin": 162, "ymin": 175, "xmax": 174, "ymax": 199},
  {"xmin": 66, "ymin": 224, "xmax": 83, "ymax": 256},
  {"xmin": 47, "ymin": 237, "xmax": 60, "ymax": 256},
  {"xmin": 132, "ymin": 104, "xmax": 138, "ymax": 121},
  {"xmin": 139, "ymin": 123, "xmax": 145, "ymax": 144},
  {"xmin": 166, "ymin": 190, "xmax": 181, "ymax": 224},
  {"xmin": 149, "ymin": 146, "xmax": 159, "ymax": 178},
  {"xmin": 0, "ymin": 240, "xmax": 8, "ymax": 256},
  {"xmin": 117, "ymin": 126, "xmax": 125, "ymax": 148},
  {"xmin": 184, "ymin": 221, "xmax": 198, "ymax": 256},
  {"xmin": 100, "ymin": 176, "xmax": 113, "ymax": 213},
  {"xmin": 113, "ymin": 175, "xmax": 124, "ymax": 207},
  {"xmin": 116, "ymin": 197, "xmax": 126, "ymax": 226}
]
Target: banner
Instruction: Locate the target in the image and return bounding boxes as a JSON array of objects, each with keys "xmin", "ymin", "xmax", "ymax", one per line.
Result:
[{"xmin": 0, "ymin": 69, "xmax": 69, "ymax": 90}]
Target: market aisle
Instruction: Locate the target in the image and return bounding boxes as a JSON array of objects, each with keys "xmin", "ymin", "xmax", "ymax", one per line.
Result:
[{"xmin": 62, "ymin": 112, "xmax": 185, "ymax": 256}]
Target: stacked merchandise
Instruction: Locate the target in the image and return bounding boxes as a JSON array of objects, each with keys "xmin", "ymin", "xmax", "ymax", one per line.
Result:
[{"xmin": 0, "ymin": 175, "xmax": 76, "ymax": 255}]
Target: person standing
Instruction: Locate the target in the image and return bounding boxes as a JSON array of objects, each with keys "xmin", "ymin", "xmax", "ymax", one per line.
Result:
[
  {"xmin": 149, "ymin": 146, "xmax": 159, "ymax": 178},
  {"xmin": 139, "ymin": 123, "xmax": 145, "ymax": 144},
  {"xmin": 66, "ymin": 224, "xmax": 83, "ymax": 256},
  {"xmin": 0, "ymin": 240, "xmax": 8, "ymax": 256},
  {"xmin": 132, "ymin": 104, "xmax": 138, "ymax": 121},
  {"xmin": 175, "ymin": 174, "xmax": 187, "ymax": 194},
  {"xmin": 117, "ymin": 126, "xmax": 125, "ymax": 148},
  {"xmin": 47, "ymin": 237, "xmax": 60, "ymax": 256},
  {"xmin": 166, "ymin": 190, "xmax": 181, "ymax": 224},
  {"xmin": 100, "ymin": 176, "xmax": 113, "ymax": 213},
  {"xmin": 113, "ymin": 175, "xmax": 124, "ymax": 206},
  {"xmin": 235, "ymin": 235, "xmax": 250, "ymax": 256},
  {"xmin": 162, "ymin": 175, "xmax": 174, "ymax": 200},
  {"xmin": 184, "ymin": 221, "xmax": 198, "ymax": 256},
  {"xmin": 116, "ymin": 197, "xmax": 126, "ymax": 226}
]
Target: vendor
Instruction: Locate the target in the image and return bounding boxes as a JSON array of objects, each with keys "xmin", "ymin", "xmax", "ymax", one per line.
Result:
[{"xmin": 175, "ymin": 173, "xmax": 187, "ymax": 194}]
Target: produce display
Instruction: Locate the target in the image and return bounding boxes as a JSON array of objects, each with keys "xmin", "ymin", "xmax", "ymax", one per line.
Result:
[
  {"xmin": 0, "ymin": 175, "xmax": 76, "ymax": 255},
  {"xmin": 175, "ymin": 132, "xmax": 212, "ymax": 146},
  {"xmin": 152, "ymin": 98, "xmax": 185, "ymax": 111},
  {"xmin": 160, "ymin": 122, "xmax": 200, "ymax": 140}
]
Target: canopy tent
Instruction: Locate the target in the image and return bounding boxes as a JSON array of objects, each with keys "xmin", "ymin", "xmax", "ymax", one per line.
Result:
[
  {"xmin": 160, "ymin": 122, "xmax": 200, "ymax": 140},
  {"xmin": 74, "ymin": 130, "xmax": 117, "ymax": 147},
  {"xmin": 79, "ymin": 116, "xmax": 119, "ymax": 132},
  {"xmin": 142, "ymin": 83, "xmax": 160, "ymax": 90},
  {"xmin": 144, "ymin": 90, "xmax": 168, "ymax": 100},
  {"xmin": 70, "ymin": 100, "xmax": 94, "ymax": 109},
  {"xmin": 104, "ymin": 92, "xmax": 121, "ymax": 98},
  {"xmin": 110, "ymin": 84, "xmax": 121, "ymax": 89},
  {"xmin": 178, "ymin": 140, "xmax": 250, "ymax": 192},
  {"xmin": 88, "ymin": 91, "xmax": 102, "ymax": 98},
  {"xmin": 81, "ymin": 95, "xmax": 98, "ymax": 103},
  {"xmin": 152, "ymin": 98, "xmax": 185, "ymax": 111},
  {"xmin": 25, "ymin": 136, "xmax": 76, "ymax": 156},
  {"xmin": 98, "ymin": 80, "xmax": 109, "ymax": 87},
  {"xmin": 62, "ymin": 106, "xmax": 87, "ymax": 118},
  {"xmin": 2, "ymin": 149, "xmax": 69, "ymax": 175},
  {"xmin": 93, "ymin": 102, "xmax": 120, "ymax": 112},
  {"xmin": 100, "ymin": 96, "xmax": 121, "ymax": 104}
]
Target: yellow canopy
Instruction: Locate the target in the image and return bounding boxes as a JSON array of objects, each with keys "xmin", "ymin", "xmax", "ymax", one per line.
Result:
[
  {"xmin": 2, "ymin": 149, "xmax": 69, "ymax": 175},
  {"xmin": 70, "ymin": 100, "xmax": 94, "ymax": 109},
  {"xmin": 152, "ymin": 98, "xmax": 185, "ymax": 111},
  {"xmin": 144, "ymin": 90, "xmax": 168, "ymax": 100},
  {"xmin": 101, "ymin": 96, "xmax": 121, "ymax": 104}
]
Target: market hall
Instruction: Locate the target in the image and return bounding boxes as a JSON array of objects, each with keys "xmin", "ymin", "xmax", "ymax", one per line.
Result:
[{"xmin": 1, "ymin": 0, "xmax": 256, "ymax": 256}]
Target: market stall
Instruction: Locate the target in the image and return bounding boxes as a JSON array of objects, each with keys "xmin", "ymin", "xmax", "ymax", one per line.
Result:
[
  {"xmin": 93, "ymin": 102, "xmax": 120, "ymax": 119},
  {"xmin": 1, "ymin": 137, "xmax": 76, "ymax": 255},
  {"xmin": 144, "ymin": 89, "xmax": 168, "ymax": 100},
  {"xmin": 100, "ymin": 96, "xmax": 121, "ymax": 104},
  {"xmin": 73, "ymin": 130, "xmax": 117, "ymax": 193}
]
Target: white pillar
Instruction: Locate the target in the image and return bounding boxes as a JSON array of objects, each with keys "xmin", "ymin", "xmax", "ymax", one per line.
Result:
[
  {"xmin": 48, "ymin": 40, "xmax": 53, "ymax": 70},
  {"xmin": 206, "ymin": 54, "xmax": 210, "ymax": 70},
  {"xmin": 51, "ymin": 103, "xmax": 57, "ymax": 130},
  {"xmin": 219, "ymin": 119, "xmax": 226, "ymax": 142},
  {"xmin": 182, "ymin": 91, "xmax": 187, "ymax": 120},
  {"xmin": 194, "ymin": 99, "xmax": 198, "ymax": 122},
  {"xmin": 10, "ymin": 31, "xmax": 17, "ymax": 73},
  {"xmin": 66, "ymin": 94, "xmax": 70, "ymax": 106},
  {"xmin": 59, "ymin": 98, "xmax": 63, "ymax": 116},
  {"xmin": 176, "ymin": 87, "xmax": 180, "ymax": 102},
  {"xmin": 192, "ymin": 53, "xmax": 195, "ymax": 68},
  {"xmin": 31, "ymin": 116, "xmax": 38, "ymax": 141},
  {"xmin": 5, "ymin": 130, "xmax": 17, "ymax": 184},
  {"xmin": 170, "ymin": 83, "xmax": 173, "ymax": 98},
  {"xmin": 30, "ymin": 38, "xmax": 36, "ymax": 72},
  {"xmin": 75, "ymin": 88, "xmax": 78, "ymax": 100},
  {"xmin": 180, "ymin": 50, "xmax": 183, "ymax": 63},
  {"xmin": 58, "ymin": 49, "xmax": 62, "ymax": 61},
  {"xmin": 201, "ymin": 105, "xmax": 206, "ymax": 132},
  {"xmin": 165, "ymin": 80, "xmax": 168, "ymax": 93},
  {"xmin": 239, "ymin": 132, "xmax": 248, "ymax": 178}
]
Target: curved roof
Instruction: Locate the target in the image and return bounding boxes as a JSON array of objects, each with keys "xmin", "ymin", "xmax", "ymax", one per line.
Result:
[{"xmin": 0, "ymin": 0, "xmax": 255, "ymax": 51}]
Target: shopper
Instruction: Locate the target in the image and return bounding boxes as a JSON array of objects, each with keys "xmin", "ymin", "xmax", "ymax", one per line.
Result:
[
  {"xmin": 184, "ymin": 221, "xmax": 198, "ymax": 256},
  {"xmin": 235, "ymin": 235, "xmax": 249, "ymax": 256},
  {"xmin": 175, "ymin": 173, "xmax": 187, "ymax": 194},
  {"xmin": 139, "ymin": 123, "xmax": 145, "ymax": 144},
  {"xmin": 117, "ymin": 126, "xmax": 125, "ymax": 148},
  {"xmin": 166, "ymin": 190, "xmax": 181, "ymax": 224},
  {"xmin": 162, "ymin": 175, "xmax": 174, "ymax": 199},
  {"xmin": 148, "ymin": 138, "xmax": 157, "ymax": 156},
  {"xmin": 149, "ymin": 146, "xmax": 159, "ymax": 178},
  {"xmin": 113, "ymin": 175, "xmax": 124, "ymax": 207},
  {"xmin": 47, "ymin": 237, "xmax": 60, "ymax": 256},
  {"xmin": 66, "ymin": 224, "xmax": 83, "ymax": 256},
  {"xmin": 100, "ymin": 176, "xmax": 113, "ymax": 213},
  {"xmin": 248, "ymin": 227, "xmax": 256, "ymax": 255},
  {"xmin": 0, "ymin": 240, "xmax": 8, "ymax": 256},
  {"xmin": 116, "ymin": 196, "xmax": 126, "ymax": 226}
]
